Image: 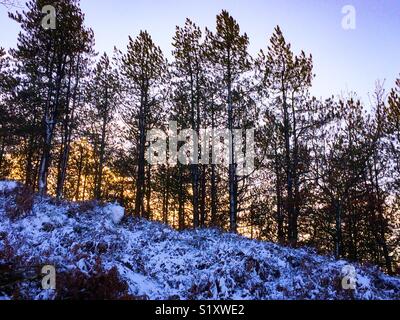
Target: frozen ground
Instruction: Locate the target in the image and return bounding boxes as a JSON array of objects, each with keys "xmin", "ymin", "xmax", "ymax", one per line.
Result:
[{"xmin": 0, "ymin": 181, "xmax": 399, "ymax": 300}]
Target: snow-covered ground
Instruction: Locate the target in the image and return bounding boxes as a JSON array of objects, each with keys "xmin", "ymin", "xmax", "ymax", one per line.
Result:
[{"xmin": 0, "ymin": 181, "xmax": 399, "ymax": 300}]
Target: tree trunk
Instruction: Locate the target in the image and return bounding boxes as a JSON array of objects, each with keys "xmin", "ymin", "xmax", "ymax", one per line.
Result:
[
  {"xmin": 57, "ymin": 56, "xmax": 83, "ymax": 200},
  {"xmin": 134, "ymin": 85, "xmax": 148, "ymax": 217},
  {"xmin": 74, "ymin": 144, "xmax": 84, "ymax": 201},
  {"xmin": 38, "ymin": 54, "xmax": 66, "ymax": 195},
  {"xmin": 94, "ymin": 107, "xmax": 108, "ymax": 200},
  {"xmin": 334, "ymin": 199, "xmax": 342, "ymax": 259},
  {"xmin": 227, "ymin": 62, "xmax": 238, "ymax": 233},
  {"xmin": 210, "ymin": 106, "xmax": 217, "ymax": 227},
  {"xmin": 162, "ymin": 166, "xmax": 170, "ymax": 224},
  {"xmin": 178, "ymin": 164, "xmax": 185, "ymax": 230},
  {"xmin": 282, "ymin": 82, "xmax": 295, "ymax": 244},
  {"xmin": 274, "ymin": 141, "xmax": 284, "ymax": 243},
  {"xmin": 145, "ymin": 163, "xmax": 151, "ymax": 219}
]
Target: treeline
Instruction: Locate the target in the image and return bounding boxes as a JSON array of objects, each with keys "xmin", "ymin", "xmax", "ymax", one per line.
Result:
[{"xmin": 0, "ymin": 0, "xmax": 399, "ymax": 273}]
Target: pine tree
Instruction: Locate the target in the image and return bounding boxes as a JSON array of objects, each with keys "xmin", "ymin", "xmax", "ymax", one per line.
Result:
[
  {"xmin": 85, "ymin": 53, "xmax": 120, "ymax": 200},
  {"xmin": 255, "ymin": 26, "xmax": 314, "ymax": 244},
  {"xmin": 205, "ymin": 10, "xmax": 252, "ymax": 233},
  {"xmin": 120, "ymin": 31, "xmax": 167, "ymax": 218},
  {"xmin": 364, "ymin": 84, "xmax": 393, "ymax": 273},
  {"xmin": 387, "ymin": 76, "xmax": 400, "ymax": 192},
  {"xmin": 0, "ymin": 47, "xmax": 17, "ymax": 177},
  {"xmin": 172, "ymin": 18, "xmax": 208, "ymax": 228},
  {"xmin": 9, "ymin": 0, "xmax": 94, "ymax": 195}
]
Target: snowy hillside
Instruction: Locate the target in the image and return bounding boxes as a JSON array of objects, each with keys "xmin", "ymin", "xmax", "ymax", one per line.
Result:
[{"xmin": 0, "ymin": 181, "xmax": 399, "ymax": 300}]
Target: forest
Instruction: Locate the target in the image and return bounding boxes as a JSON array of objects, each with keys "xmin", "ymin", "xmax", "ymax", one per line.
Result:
[{"xmin": 0, "ymin": 0, "xmax": 399, "ymax": 275}]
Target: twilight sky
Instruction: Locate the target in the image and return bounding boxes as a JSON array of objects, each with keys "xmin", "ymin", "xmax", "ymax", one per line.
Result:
[{"xmin": 1, "ymin": 0, "xmax": 399, "ymax": 103}]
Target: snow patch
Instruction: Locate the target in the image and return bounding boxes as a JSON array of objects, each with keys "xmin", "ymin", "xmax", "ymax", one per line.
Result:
[
  {"xmin": 0, "ymin": 181, "xmax": 18, "ymax": 192},
  {"xmin": 104, "ymin": 203, "xmax": 125, "ymax": 225}
]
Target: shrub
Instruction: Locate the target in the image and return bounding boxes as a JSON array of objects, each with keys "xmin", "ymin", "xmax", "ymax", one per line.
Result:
[
  {"xmin": 66, "ymin": 200, "xmax": 101, "ymax": 216},
  {"xmin": 5, "ymin": 185, "xmax": 34, "ymax": 221},
  {"xmin": 41, "ymin": 222, "xmax": 55, "ymax": 232},
  {"xmin": 56, "ymin": 264, "xmax": 132, "ymax": 300},
  {"xmin": 0, "ymin": 237, "xmax": 33, "ymax": 299}
]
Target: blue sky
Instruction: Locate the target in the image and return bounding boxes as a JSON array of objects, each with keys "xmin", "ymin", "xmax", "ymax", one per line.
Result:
[{"xmin": 1, "ymin": 0, "xmax": 400, "ymax": 103}]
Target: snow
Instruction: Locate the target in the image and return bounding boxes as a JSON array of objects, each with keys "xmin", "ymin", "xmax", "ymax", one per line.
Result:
[
  {"xmin": 0, "ymin": 181, "xmax": 18, "ymax": 192},
  {"xmin": 104, "ymin": 203, "xmax": 125, "ymax": 225},
  {"xmin": 0, "ymin": 180, "xmax": 399, "ymax": 300}
]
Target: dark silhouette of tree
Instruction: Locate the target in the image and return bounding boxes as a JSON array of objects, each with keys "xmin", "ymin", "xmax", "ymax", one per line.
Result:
[
  {"xmin": 120, "ymin": 31, "xmax": 167, "ymax": 218},
  {"xmin": 255, "ymin": 26, "xmax": 314, "ymax": 245},
  {"xmin": 85, "ymin": 53, "xmax": 120, "ymax": 200},
  {"xmin": 205, "ymin": 10, "xmax": 252, "ymax": 233},
  {"xmin": 9, "ymin": 0, "xmax": 94, "ymax": 195},
  {"xmin": 172, "ymin": 18, "xmax": 205, "ymax": 228}
]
